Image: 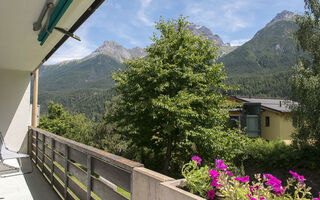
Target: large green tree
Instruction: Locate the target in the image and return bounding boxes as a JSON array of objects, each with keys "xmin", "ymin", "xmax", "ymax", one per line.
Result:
[
  {"xmin": 106, "ymin": 16, "xmax": 236, "ymax": 173},
  {"xmin": 291, "ymin": 0, "xmax": 320, "ymax": 148}
]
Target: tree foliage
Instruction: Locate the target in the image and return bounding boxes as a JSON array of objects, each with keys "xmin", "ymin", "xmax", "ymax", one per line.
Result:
[
  {"xmin": 290, "ymin": 0, "xmax": 320, "ymax": 148},
  {"xmin": 39, "ymin": 101, "xmax": 95, "ymax": 145},
  {"xmin": 105, "ymin": 16, "xmax": 245, "ymax": 174}
]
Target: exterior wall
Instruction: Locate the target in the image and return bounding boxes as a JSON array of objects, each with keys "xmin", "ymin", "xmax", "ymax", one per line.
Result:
[
  {"xmin": 279, "ymin": 113, "xmax": 295, "ymax": 143},
  {"xmin": 261, "ymin": 110, "xmax": 281, "ymax": 140},
  {"xmin": 261, "ymin": 110, "xmax": 295, "ymax": 142},
  {"xmin": 0, "ymin": 69, "xmax": 31, "ymax": 152}
]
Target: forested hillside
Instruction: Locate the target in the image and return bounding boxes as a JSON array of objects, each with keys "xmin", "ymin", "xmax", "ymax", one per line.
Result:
[
  {"xmin": 219, "ymin": 11, "xmax": 299, "ymax": 76},
  {"xmin": 227, "ymin": 71, "xmax": 292, "ymax": 97},
  {"xmin": 38, "ymin": 54, "xmax": 123, "ymax": 119}
]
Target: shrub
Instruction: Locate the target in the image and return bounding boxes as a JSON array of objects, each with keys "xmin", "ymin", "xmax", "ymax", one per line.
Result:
[{"xmin": 244, "ymin": 139, "xmax": 320, "ymax": 170}]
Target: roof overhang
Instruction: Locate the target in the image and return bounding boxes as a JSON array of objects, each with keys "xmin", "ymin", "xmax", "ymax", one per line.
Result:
[
  {"xmin": 228, "ymin": 95, "xmax": 292, "ymax": 114},
  {"xmin": 0, "ymin": 0, "xmax": 104, "ymax": 72}
]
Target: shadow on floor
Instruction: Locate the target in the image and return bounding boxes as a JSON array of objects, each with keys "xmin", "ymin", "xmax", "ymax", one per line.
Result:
[{"xmin": 21, "ymin": 158, "xmax": 60, "ymax": 200}]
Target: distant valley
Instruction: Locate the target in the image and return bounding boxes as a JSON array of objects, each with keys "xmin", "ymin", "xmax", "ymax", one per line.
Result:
[{"xmin": 38, "ymin": 10, "xmax": 299, "ymax": 119}]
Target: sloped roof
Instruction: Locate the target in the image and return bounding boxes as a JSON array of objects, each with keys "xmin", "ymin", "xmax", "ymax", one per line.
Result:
[{"xmin": 231, "ymin": 97, "xmax": 296, "ymax": 113}]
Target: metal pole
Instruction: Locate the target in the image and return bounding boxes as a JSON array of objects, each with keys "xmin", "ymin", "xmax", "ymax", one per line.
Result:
[{"xmin": 32, "ymin": 69, "xmax": 39, "ymax": 127}]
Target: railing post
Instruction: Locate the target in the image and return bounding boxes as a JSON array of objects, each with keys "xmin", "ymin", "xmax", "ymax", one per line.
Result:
[
  {"xmin": 64, "ymin": 144, "xmax": 69, "ymax": 199},
  {"xmin": 42, "ymin": 135, "xmax": 45, "ymax": 172},
  {"xmin": 87, "ymin": 155, "xmax": 92, "ymax": 200},
  {"xmin": 35, "ymin": 131, "xmax": 38, "ymax": 165},
  {"xmin": 51, "ymin": 138, "xmax": 55, "ymax": 186},
  {"xmin": 28, "ymin": 128, "xmax": 32, "ymax": 156}
]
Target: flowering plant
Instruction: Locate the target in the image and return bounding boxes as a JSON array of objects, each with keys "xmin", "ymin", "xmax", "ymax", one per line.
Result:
[{"xmin": 182, "ymin": 156, "xmax": 317, "ymax": 200}]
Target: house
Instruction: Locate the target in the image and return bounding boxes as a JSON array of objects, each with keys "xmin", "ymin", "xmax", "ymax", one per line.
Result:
[{"xmin": 228, "ymin": 96, "xmax": 296, "ymax": 144}]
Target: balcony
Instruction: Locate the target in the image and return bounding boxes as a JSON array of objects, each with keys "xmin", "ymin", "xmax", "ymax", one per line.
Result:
[
  {"xmin": 0, "ymin": 126, "xmax": 200, "ymax": 200},
  {"xmin": 27, "ymin": 126, "xmax": 142, "ymax": 200}
]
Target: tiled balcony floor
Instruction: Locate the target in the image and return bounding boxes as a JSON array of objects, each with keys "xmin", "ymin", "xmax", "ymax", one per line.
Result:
[{"xmin": 0, "ymin": 159, "xmax": 59, "ymax": 200}]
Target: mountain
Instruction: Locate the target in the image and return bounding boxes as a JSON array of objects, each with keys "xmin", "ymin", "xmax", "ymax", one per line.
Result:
[
  {"xmin": 85, "ymin": 41, "xmax": 146, "ymax": 62},
  {"xmin": 39, "ymin": 54, "xmax": 124, "ymax": 92},
  {"xmin": 188, "ymin": 23, "xmax": 237, "ymax": 56},
  {"xmin": 220, "ymin": 10, "xmax": 299, "ymax": 76},
  {"xmin": 38, "ymin": 54, "xmax": 124, "ymax": 119}
]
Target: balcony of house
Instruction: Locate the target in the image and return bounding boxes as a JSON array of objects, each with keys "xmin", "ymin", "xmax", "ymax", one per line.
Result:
[{"xmin": 0, "ymin": 126, "xmax": 204, "ymax": 200}]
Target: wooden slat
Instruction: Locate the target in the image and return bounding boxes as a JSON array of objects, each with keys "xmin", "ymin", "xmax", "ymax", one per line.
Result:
[
  {"xmin": 55, "ymin": 140, "xmax": 65, "ymax": 155},
  {"xmin": 92, "ymin": 178, "xmax": 127, "ymax": 200},
  {"xmin": 37, "ymin": 140, "xmax": 44, "ymax": 151},
  {"xmin": 67, "ymin": 177, "xmax": 87, "ymax": 200},
  {"xmin": 43, "ymin": 162, "xmax": 51, "ymax": 181},
  {"xmin": 54, "ymin": 151, "xmax": 65, "ymax": 168},
  {"xmin": 36, "ymin": 149, "xmax": 44, "ymax": 169},
  {"xmin": 44, "ymin": 145, "xmax": 53, "ymax": 158},
  {"xmin": 53, "ymin": 175, "xmax": 64, "ymax": 198},
  {"xmin": 67, "ymin": 191, "xmax": 77, "ymax": 200},
  {"xmin": 38, "ymin": 132, "xmax": 44, "ymax": 142},
  {"xmin": 44, "ymin": 153, "xmax": 52, "ymax": 169},
  {"xmin": 53, "ymin": 163, "xmax": 65, "ymax": 182},
  {"xmin": 69, "ymin": 147, "xmax": 87, "ymax": 168},
  {"xmin": 68, "ymin": 161, "xmax": 87, "ymax": 186},
  {"xmin": 92, "ymin": 157, "xmax": 131, "ymax": 192}
]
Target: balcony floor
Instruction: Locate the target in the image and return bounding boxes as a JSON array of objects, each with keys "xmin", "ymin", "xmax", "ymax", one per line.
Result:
[{"xmin": 0, "ymin": 159, "xmax": 59, "ymax": 200}]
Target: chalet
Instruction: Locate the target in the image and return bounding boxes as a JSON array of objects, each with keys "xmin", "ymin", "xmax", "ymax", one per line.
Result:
[{"xmin": 228, "ymin": 96, "xmax": 296, "ymax": 144}]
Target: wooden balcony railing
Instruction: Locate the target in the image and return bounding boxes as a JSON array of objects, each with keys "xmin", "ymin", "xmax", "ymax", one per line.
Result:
[{"xmin": 28, "ymin": 126, "xmax": 143, "ymax": 200}]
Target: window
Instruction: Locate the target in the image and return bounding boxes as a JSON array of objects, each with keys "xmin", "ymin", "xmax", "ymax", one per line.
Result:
[
  {"xmin": 265, "ymin": 116, "xmax": 270, "ymax": 127},
  {"xmin": 229, "ymin": 116, "xmax": 240, "ymax": 129}
]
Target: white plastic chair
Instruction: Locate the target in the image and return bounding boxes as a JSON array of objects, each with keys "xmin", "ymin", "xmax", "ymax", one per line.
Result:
[{"xmin": 0, "ymin": 132, "xmax": 33, "ymax": 177}]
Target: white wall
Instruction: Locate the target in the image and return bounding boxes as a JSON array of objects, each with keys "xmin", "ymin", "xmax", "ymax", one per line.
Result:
[{"xmin": 0, "ymin": 69, "xmax": 31, "ymax": 152}]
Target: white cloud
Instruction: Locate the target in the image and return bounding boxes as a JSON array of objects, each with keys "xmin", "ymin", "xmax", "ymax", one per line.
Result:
[
  {"xmin": 185, "ymin": 0, "xmax": 253, "ymax": 32},
  {"xmin": 230, "ymin": 38, "xmax": 250, "ymax": 46},
  {"xmin": 137, "ymin": 0, "xmax": 154, "ymax": 26}
]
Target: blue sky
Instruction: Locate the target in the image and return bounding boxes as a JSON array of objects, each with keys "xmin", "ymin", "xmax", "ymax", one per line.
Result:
[{"xmin": 47, "ymin": 0, "xmax": 305, "ymax": 64}]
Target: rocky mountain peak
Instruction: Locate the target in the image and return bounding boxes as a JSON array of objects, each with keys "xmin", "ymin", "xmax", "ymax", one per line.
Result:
[
  {"xmin": 88, "ymin": 41, "xmax": 146, "ymax": 62},
  {"xmin": 188, "ymin": 23, "xmax": 225, "ymax": 47},
  {"xmin": 266, "ymin": 10, "xmax": 296, "ymax": 27}
]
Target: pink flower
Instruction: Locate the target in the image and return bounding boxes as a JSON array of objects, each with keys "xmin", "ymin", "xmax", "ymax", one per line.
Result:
[
  {"xmin": 207, "ymin": 190, "xmax": 215, "ymax": 200},
  {"xmin": 264, "ymin": 174, "xmax": 285, "ymax": 196},
  {"xmin": 226, "ymin": 170, "xmax": 234, "ymax": 176},
  {"xmin": 209, "ymin": 169, "xmax": 221, "ymax": 188},
  {"xmin": 215, "ymin": 159, "xmax": 227, "ymax": 171},
  {"xmin": 313, "ymin": 192, "xmax": 320, "ymax": 200},
  {"xmin": 259, "ymin": 198, "xmax": 267, "ymax": 200},
  {"xmin": 191, "ymin": 155, "xmax": 202, "ymax": 165},
  {"xmin": 289, "ymin": 171, "xmax": 306, "ymax": 184},
  {"xmin": 235, "ymin": 175, "xmax": 249, "ymax": 183}
]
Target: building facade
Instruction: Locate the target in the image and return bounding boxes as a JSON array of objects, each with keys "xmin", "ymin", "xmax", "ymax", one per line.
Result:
[{"xmin": 228, "ymin": 96, "xmax": 295, "ymax": 144}]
